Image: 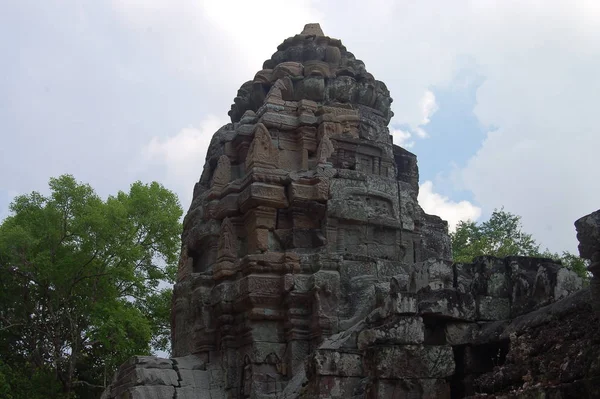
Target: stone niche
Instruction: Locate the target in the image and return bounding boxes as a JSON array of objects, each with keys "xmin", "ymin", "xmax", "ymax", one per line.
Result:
[{"xmin": 102, "ymin": 23, "xmax": 593, "ymax": 399}]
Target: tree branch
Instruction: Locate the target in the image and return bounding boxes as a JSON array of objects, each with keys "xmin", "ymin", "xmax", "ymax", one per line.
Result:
[
  {"xmin": 0, "ymin": 322, "xmax": 23, "ymax": 331},
  {"xmin": 72, "ymin": 380, "xmax": 105, "ymax": 389}
]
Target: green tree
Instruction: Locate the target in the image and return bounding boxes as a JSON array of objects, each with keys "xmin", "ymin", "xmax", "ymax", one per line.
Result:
[
  {"xmin": 451, "ymin": 208, "xmax": 589, "ymax": 279},
  {"xmin": 451, "ymin": 208, "xmax": 540, "ymax": 263},
  {"xmin": 0, "ymin": 175, "xmax": 182, "ymax": 398}
]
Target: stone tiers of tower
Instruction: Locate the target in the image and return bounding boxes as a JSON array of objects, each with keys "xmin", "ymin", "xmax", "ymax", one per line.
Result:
[
  {"xmin": 169, "ymin": 22, "xmax": 452, "ymax": 397},
  {"xmin": 101, "ymin": 24, "xmax": 592, "ymax": 399}
]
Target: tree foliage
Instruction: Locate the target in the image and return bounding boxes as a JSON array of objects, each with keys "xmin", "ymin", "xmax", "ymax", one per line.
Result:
[
  {"xmin": 451, "ymin": 208, "xmax": 589, "ymax": 280},
  {"xmin": 451, "ymin": 208, "xmax": 540, "ymax": 263},
  {"xmin": 0, "ymin": 175, "xmax": 182, "ymax": 398}
]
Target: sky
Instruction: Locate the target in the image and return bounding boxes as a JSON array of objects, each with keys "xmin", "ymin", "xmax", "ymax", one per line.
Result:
[{"xmin": 1, "ymin": 0, "xmax": 599, "ymax": 254}]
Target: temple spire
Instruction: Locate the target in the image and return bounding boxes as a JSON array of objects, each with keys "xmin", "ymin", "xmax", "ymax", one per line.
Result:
[{"xmin": 301, "ymin": 22, "xmax": 324, "ymax": 36}]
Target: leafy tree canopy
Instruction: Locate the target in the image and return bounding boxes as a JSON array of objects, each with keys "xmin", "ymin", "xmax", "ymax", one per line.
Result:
[
  {"xmin": 0, "ymin": 175, "xmax": 182, "ymax": 398},
  {"xmin": 451, "ymin": 208, "xmax": 589, "ymax": 279}
]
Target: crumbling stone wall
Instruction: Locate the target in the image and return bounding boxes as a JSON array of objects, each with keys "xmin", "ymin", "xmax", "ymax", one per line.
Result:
[
  {"xmin": 286, "ymin": 255, "xmax": 583, "ymax": 398},
  {"xmin": 101, "ymin": 24, "xmax": 595, "ymax": 399},
  {"xmin": 463, "ymin": 289, "xmax": 600, "ymax": 398}
]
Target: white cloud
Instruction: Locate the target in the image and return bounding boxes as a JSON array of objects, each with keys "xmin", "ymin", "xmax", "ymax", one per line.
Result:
[
  {"xmin": 418, "ymin": 180, "xmax": 481, "ymax": 232},
  {"xmin": 201, "ymin": 1, "xmax": 321, "ymax": 52},
  {"xmin": 390, "ymin": 127, "xmax": 414, "ymax": 148},
  {"xmin": 110, "ymin": 0, "xmax": 321, "ymax": 100},
  {"xmin": 141, "ymin": 115, "xmax": 226, "ymax": 207},
  {"xmin": 7, "ymin": 190, "xmax": 19, "ymax": 200},
  {"xmin": 420, "ymin": 90, "xmax": 439, "ymax": 125},
  {"xmin": 451, "ymin": 3, "xmax": 600, "ymax": 252},
  {"xmin": 414, "ymin": 127, "xmax": 429, "ymax": 139},
  {"xmin": 389, "ymin": 90, "xmax": 437, "ymax": 144}
]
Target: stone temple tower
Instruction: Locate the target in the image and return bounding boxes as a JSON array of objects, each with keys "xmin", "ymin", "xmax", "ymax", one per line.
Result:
[
  {"xmin": 101, "ymin": 23, "xmax": 588, "ymax": 399},
  {"xmin": 169, "ymin": 22, "xmax": 451, "ymax": 394}
]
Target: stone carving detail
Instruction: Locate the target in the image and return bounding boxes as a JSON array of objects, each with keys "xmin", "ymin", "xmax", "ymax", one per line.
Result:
[
  {"xmin": 103, "ymin": 23, "xmax": 595, "ymax": 399},
  {"xmin": 211, "ymin": 155, "xmax": 231, "ymax": 189},
  {"xmin": 217, "ymin": 217, "xmax": 236, "ymax": 261},
  {"xmin": 246, "ymin": 123, "xmax": 279, "ymax": 169},
  {"xmin": 316, "ymin": 131, "xmax": 334, "ymax": 165}
]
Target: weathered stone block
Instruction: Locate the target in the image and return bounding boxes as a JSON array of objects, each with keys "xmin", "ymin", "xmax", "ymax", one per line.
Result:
[
  {"xmin": 178, "ymin": 369, "xmax": 210, "ymax": 388},
  {"xmin": 357, "ymin": 316, "xmax": 424, "ymax": 349},
  {"xmin": 327, "ymin": 76, "xmax": 357, "ymax": 103},
  {"xmin": 127, "ymin": 386, "xmax": 175, "ymax": 399},
  {"xmin": 253, "ymin": 69, "xmax": 273, "ymax": 84},
  {"xmin": 328, "ymin": 199, "xmax": 369, "ymax": 222},
  {"xmin": 299, "ymin": 76, "xmax": 326, "ymax": 101},
  {"xmin": 248, "ymin": 320, "xmax": 283, "ymax": 343},
  {"xmin": 369, "ymin": 345, "xmax": 455, "ymax": 378},
  {"xmin": 209, "ymin": 388, "xmax": 225, "ymax": 399},
  {"xmin": 278, "ymin": 149, "xmax": 303, "ymax": 171},
  {"xmin": 554, "ymin": 267, "xmax": 583, "ymax": 300},
  {"xmin": 273, "ymin": 61, "xmax": 304, "ymax": 79},
  {"xmin": 124, "ymin": 356, "xmax": 173, "ymax": 370},
  {"xmin": 284, "ymin": 340, "xmax": 311, "ymax": 374},
  {"xmin": 245, "ymin": 368, "xmax": 286, "ymax": 396},
  {"xmin": 248, "ymin": 228, "xmax": 269, "ymax": 253},
  {"xmin": 329, "ymin": 177, "xmax": 367, "ymax": 197},
  {"xmin": 488, "ymin": 270, "xmax": 510, "ymax": 298},
  {"xmin": 377, "ymin": 260, "xmax": 408, "ymax": 279},
  {"xmin": 246, "ymin": 342, "xmax": 286, "ymax": 364},
  {"xmin": 209, "ymin": 369, "xmax": 224, "ymax": 388},
  {"xmin": 291, "ymin": 228, "xmax": 325, "ymax": 248},
  {"xmin": 476, "ymin": 296, "xmax": 510, "ymax": 321},
  {"xmin": 236, "ymin": 274, "xmax": 283, "ymax": 302},
  {"xmin": 311, "ymin": 350, "xmax": 364, "ymax": 377},
  {"xmin": 369, "ymin": 378, "xmax": 450, "ymax": 399},
  {"xmin": 454, "ymin": 262, "xmax": 472, "ymax": 294},
  {"xmin": 320, "ymin": 321, "xmax": 364, "ymax": 351},
  {"xmin": 175, "ymin": 386, "xmax": 211, "ymax": 399},
  {"xmin": 444, "ymin": 322, "xmax": 480, "ymax": 346},
  {"xmin": 239, "ymin": 182, "xmax": 288, "ymax": 212},
  {"xmin": 466, "ymin": 256, "xmax": 510, "ymax": 297},
  {"xmin": 409, "ymin": 263, "xmax": 430, "ymax": 292},
  {"xmin": 304, "ymin": 375, "xmax": 365, "ymax": 398},
  {"xmin": 172, "ymin": 354, "xmax": 206, "ymax": 370},
  {"xmin": 378, "ymin": 291, "xmax": 418, "ymax": 317},
  {"xmin": 304, "ymin": 60, "xmax": 332, "ymax": 78},
  {"xmin": 132, "ymin": 368, "xmax": 179, "ymax": 386},
  {"xmin": 175, "ymin": 387, "xmax": 211, "ymax": 399},
  {"xmin": 398, "ymin": 185, "xmax": 417, "ymax": 231},
  {"xmin": 426, "ymin": 259, "xmax": 454, "ymax": 290},
  {"xmin": 417, "ymin": 289, "xmax": 476, "ymax": 321},
  {"xmin": 244, "ymin": 206, "xmax": 277, "ymax": 231},
  {"xmin": 288, "ymin": 180, "xmax": 329, "ymax": 203},
  {"xmin": 261, "ymin": 111, "xmax": 300, "ymax": 130}
]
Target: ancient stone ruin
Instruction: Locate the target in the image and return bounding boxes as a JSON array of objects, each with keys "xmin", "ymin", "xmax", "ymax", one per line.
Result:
[{"xmin": 102, "ymin": 24, "xmax": 599, "ymax": 399}]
